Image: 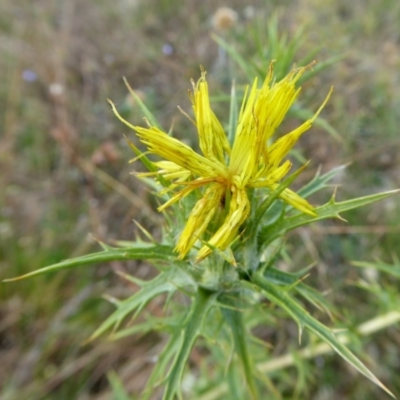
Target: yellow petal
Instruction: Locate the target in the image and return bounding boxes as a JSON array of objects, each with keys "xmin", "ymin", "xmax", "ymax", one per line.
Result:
[
  {"xmin": 277, "ymin": 186, "xmax": 317, "ymax": 216},
  {"xmin": 153, "ymin": 161, "xmax": 192, "ymax": 181},
  {"xmin": 251, "ymin": 160, "xmax": 292, "ymax": 187},
  {"xmin": 196, "ymin": 187, "xmax": 250, "ymax": 260},
  {"xmin": 267, "ymin": 86, "xmax": 333, "ymax": 169},
  {"xmin": 158, "ymin": 185, "xmax": 197, "ymax": 212},
  {"xmin": 229, "ymin": 79, "xmax": 259, "ymax": 178},
  {"xmin": 229, "ymin": 64, "xmax": 308, "ymax": 183},
  {"xmin": 175, "ymin": 183, "xmax": 225, "ymax": 258},
  {"xmin": 192, "ymin": 71, "xmax": 231, "ymax": 162},
  {"xmin": 134, "ymin": 125, "xmax": 228, "ymax": 179}
]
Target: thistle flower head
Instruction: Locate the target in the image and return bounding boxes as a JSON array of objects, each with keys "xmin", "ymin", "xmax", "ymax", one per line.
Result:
[{"xmin": 110, "ymin": 64, "xmax": 332, "ymax": 261}]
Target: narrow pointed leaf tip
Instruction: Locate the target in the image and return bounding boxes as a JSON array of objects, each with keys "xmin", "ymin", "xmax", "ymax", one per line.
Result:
[
  {"xmin": 111, "ymin": 63, "xmax": 332, "ymax": 261},
  {"xmin": 250, "ymin": 273, "xmax": 396, "ymax": 398},
  {"xmin": 260, "ymin": 188, "xmax": 400, "ymax": 247},
  {"xmin": 3, "ymin": 245, "xmax": 175, "ymax": 282}
]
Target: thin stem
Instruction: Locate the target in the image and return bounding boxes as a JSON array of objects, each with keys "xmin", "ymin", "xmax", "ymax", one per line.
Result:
[{"xmin": 163, "ymin": 287, "xmax": 215, "ymax": 400}]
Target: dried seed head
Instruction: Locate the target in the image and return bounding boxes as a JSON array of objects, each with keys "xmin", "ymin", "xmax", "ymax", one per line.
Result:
[{"xmin": 212, "ymin": 7, "xmax": 238, "ymax": 32}]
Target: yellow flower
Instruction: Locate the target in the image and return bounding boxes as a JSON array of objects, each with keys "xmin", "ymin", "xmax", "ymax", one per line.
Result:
[{"xmin": 109, "ymin": 64, "xmax": 332, "ymax": 261}]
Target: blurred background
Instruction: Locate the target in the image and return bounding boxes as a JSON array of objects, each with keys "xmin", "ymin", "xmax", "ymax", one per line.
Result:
[{"xmin": 1, "ymin": 0, "xmax": 399, "ymax": 399}]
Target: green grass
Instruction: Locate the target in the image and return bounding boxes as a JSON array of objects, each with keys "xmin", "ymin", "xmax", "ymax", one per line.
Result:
[{"xmin": 1, "ymin": 0, "xmax": 400, "ymax": 399}]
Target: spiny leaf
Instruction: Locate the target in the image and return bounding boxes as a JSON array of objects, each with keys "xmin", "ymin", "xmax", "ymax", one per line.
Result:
[
  {"xmin": 260, "ymin": 189, "xmax": 400, "ymax": 248},
  {"xmin": 256, "ymin": 311, "xmax": 400, "ymax": 376},
  {"xmin": 249, "ymin": 273, "xmax": 395, "ymax": 398},
  {"xmin": 262, "ymin": 267, "xmax": 334, "ymax": 316},
  {"xmin": 89, "ymin": 269, "xmax": 194, "ymax": 342},
  {"xmin": 298, "ymin": 164, "xmax": 348, "ymax": 199},
  {"xmin": 3, "ymin": 244, "xmax": 175, "ymax": 281},
  {"xmin": 110, "ymin": 315, "xmax": 178, "ymax": 341},
  {"xmin": 287, "ymin": 189, "xmax": 400, "ymax": 230}
]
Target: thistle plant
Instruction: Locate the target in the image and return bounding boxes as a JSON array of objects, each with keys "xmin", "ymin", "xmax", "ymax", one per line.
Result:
[{"xmin": 5, "ymin": 63, "xmax": 398, "ymax": 399}]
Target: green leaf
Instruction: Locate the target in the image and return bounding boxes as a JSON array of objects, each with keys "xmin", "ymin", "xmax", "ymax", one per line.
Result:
[
  {"xmin": 298, "ymin": 54, "xmax": 346, "ymax": 85},
  {"xmin": 298, "ymin": 164, "xmax": 347, "ymax": 199},
  {"xmin": 163, "ymin": 288, "xmax": 216, "ymax": 400},
  {"xmin": 249, "ymin": 272, "xmax": 395, "ymax": 398},
  {"xmin": 247, "ymin": 163, "xmax": 310, "ymax": 240},
  {"xmin": 89, "ymin": 268, "xmax": 194, "ymax": 341},
  {"xmin": 263, "ymin": 17, "xmax": 306, "ymax": 80},
  {"xmin": 226, "ymin": 361, "xmax": 245, "ymax": 400},
  {"xmin": 123, "ymin": 77, "xmax": 162, "ymax": 129},
  {"xmin": 107, "ymin": 371, "xmax": 133, "ymax": 400},
  {"xmin": 260, "ymin": 189, "xmax": 400, "ymax": 249},
  {"xmin": 3, "ymin": 244, "xmax": 175, "ymax": 281},
  {"xmin": 222, "ymin": 298, "xmax": 258, "ymax": 400},
  {"xmin": 142, "ymin": 329, "xmax": 181, "ymax": 400},
  {"xmin": 296, "ymin": 45, "xmax": 323, "ymax": 68},
  {"xmin": 289, "ymin": 189, "xmax": 400, "ymax": 230},
  {"xmin": 351, "ymin": 259, "xmax": 400, "ymax": 280},
  {"xmin": 212, "ymin": 34, "xmax": 257, "ymax": 81},
  {"xmin": 263, "ymin": 268, "xmax": 334, "ymax": 316},
  {"xmin": 290, "ymin": 104, "xmax": 342, "ymax": 141},
  {"xmin": 110, "ymin": 314, "xmax": 178, "ymax": 341},
  {"xmin": 256, "ymin": 310, "xmax": 400, "ymax": 376}
]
